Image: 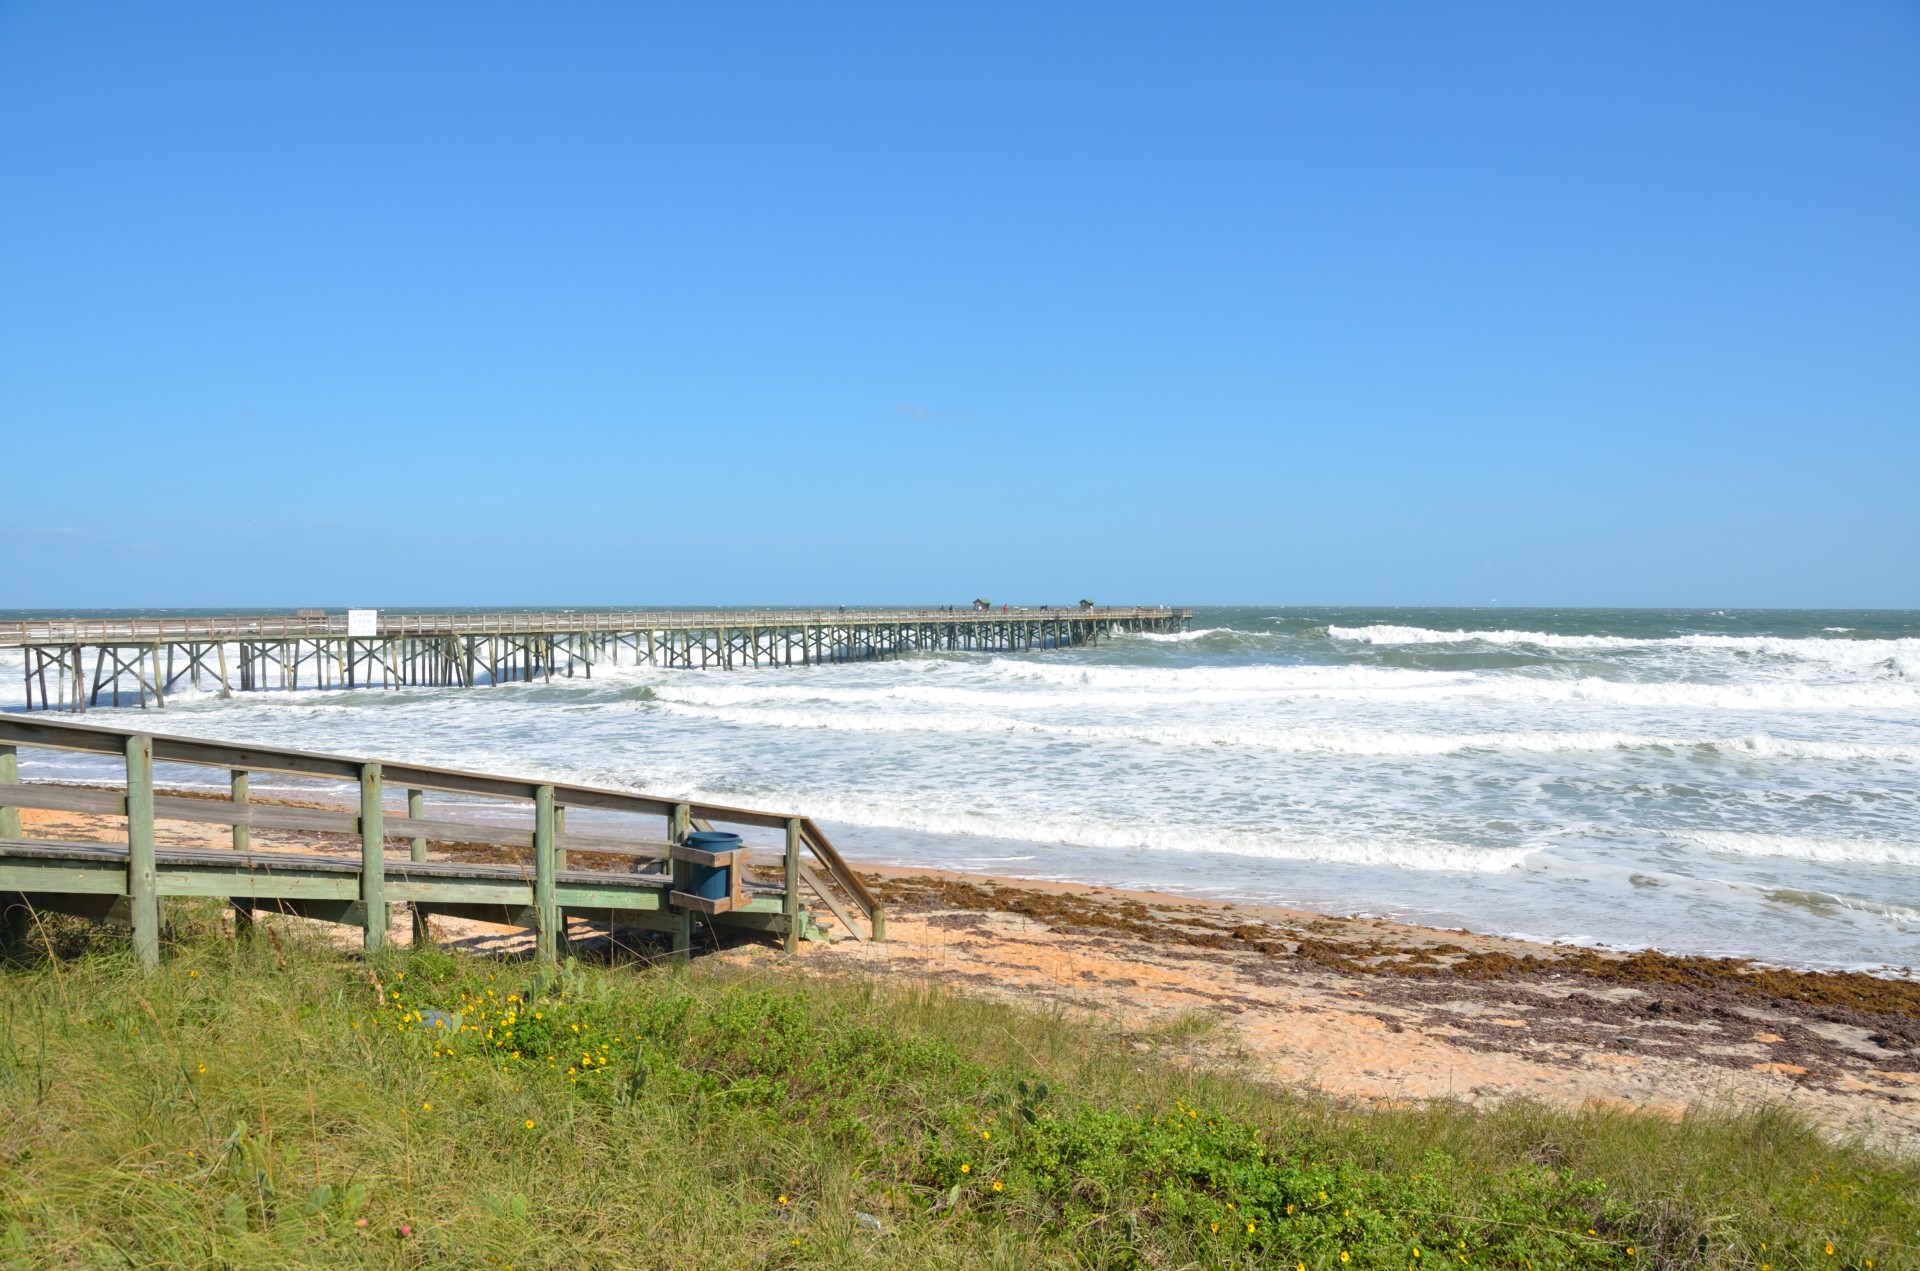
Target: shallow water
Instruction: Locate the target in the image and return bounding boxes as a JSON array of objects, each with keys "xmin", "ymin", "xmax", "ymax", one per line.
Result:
[{"xmin": 5, "ymin": 606, "xmax": 1918, "ymax": 971}]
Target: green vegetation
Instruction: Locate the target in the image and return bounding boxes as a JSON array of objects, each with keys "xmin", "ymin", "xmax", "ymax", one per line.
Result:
[{"xmin": 0, "ymin": 905, "xmax": 1913, "ymax": 1269}]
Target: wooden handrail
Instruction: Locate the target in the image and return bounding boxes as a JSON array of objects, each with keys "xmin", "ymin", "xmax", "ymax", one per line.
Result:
[
  {"xmin": 0, "ymin": 716, "xmax": 881, "ymax": 946},
  {"xmin": 0, "ymin": 717, "xmax": 789, "ymax": 830}
]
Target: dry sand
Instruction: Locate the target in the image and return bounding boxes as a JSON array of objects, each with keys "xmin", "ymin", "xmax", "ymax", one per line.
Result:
[{"xmin": 15, "ymin": 804, "xmax": 1920, "ymax": 1152}]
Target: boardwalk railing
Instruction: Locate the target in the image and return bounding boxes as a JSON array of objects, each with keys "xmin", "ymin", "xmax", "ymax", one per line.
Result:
[{"xmin": 0, "ymin": 716, "xmax": 883, "ymax": 970}]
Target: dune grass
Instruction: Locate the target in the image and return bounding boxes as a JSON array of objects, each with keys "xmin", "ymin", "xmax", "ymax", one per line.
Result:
[{"xmin": 0, "ymin": 905, "xmax": 1913, "ymax": 1269}]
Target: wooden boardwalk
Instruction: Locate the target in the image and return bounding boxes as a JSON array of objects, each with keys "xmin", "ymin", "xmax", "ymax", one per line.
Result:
[
  {"xmin": 1, "ymin": 606, "xmax": 1192, "ymax": 710},
  {"xmin": 0, "ymin": 716, "xmax": 883, "ymax": 970}
]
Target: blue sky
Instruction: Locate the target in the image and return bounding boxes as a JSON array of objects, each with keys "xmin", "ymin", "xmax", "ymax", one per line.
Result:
[{"xmin": 2, "ymin": 3, "xmax": 1915, "ymax": 608}]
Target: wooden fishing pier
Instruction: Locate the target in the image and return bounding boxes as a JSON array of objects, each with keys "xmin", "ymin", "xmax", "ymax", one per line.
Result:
[
  {"xmin": 0, "ymin": 716, "xmax": 883, "ymax": 971},
  {"xmin": 2, "ymin": 606, "xmax": 1192, "ymax": 710}
]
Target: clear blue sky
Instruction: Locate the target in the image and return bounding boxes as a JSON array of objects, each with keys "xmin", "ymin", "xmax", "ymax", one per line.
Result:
[{"xmin": 2, "ymin": 3, "xmax": 1915, "ymax": 609}]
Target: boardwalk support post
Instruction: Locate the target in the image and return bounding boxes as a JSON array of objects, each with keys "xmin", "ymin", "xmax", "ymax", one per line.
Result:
[
  {"xmin": 669, "ymin": 802, "xmax": 692, "ymax": 966},
  {"xmin": 408, "ymin": 788, "xmax": 429, "ymax": 946},
  {"xmin": 230, "ymin": 769, "xmax": 252, "ymax": 940},
  {"xmin": 534, "ymin": 784, "xmax": 558, "ymax": 964},
  {"xmin": 0, "ymin": 745, "xmax": 20, "ymax": 839},
  {"xmin": 360, "ymin": 763, "xmax": 385, "ymax": 953},
  {"xmin": 0, "ymin": 745, "xmax": 24, "ymax": 958},
  {"xmin": 783, "ymin": 817, "xmax": 801, "ymax": 953},
  {"xmin": 126, "ymin": 734, "xmax": 159, "ymax": 971}
]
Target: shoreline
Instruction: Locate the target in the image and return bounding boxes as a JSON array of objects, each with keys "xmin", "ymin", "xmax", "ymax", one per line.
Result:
[{"xmin": 848, "ymin": 857, "xmax": 1920, "ymax": 978}]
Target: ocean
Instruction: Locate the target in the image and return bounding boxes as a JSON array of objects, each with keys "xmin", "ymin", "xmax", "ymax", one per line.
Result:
[{"xmin": 4, "ymin": 607, "xmax": 1917, "ymax": 972}]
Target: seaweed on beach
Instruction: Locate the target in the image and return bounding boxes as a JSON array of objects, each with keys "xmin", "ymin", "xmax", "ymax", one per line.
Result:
[{"xmin": 865, "ymin": 874, "xmax": 1920, "ymax": 1020}]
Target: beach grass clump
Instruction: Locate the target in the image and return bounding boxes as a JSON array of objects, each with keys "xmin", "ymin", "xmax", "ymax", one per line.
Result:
[{"xmin": 0, "ymin": 906, "xmax": 1913, "ymax": 1269}]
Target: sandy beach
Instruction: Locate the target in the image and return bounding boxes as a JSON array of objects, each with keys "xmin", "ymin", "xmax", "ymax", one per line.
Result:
[
  {"xmin": 811, "ymin": 868, "xmax": 1920, "ymax": 1153},
  {"xmin": 16, "ymin": 798, "xmax": 1920, "ymax": 1154}
]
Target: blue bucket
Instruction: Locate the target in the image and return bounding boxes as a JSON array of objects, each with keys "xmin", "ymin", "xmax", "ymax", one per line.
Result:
[{"xmin": 684, "ymin": 830, "xmax": 741, "ymax": 902}]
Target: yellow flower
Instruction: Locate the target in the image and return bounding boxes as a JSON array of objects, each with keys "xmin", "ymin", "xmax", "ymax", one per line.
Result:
[
  {"xmin": 981, "ymin": 1130, "xmax": 990, "ymax": 1140},
  {"xmin": 1826, "ymin": 1246, "xmax": 1835, "ymax": 1257},
  {"xmin": 523, "ymin": 1119, "xmax": 535, "ymax": 1129},
  {"xmin": 1211, "ymin": 1224, "xmax": 1219, "ymax": 1233},
  {"xmin": 196, "ymin": 1064, "xmax": 205, "ymax": 1074},
  {"xmin": 422, "ymin": 1102, "xmax": 431, "ymax": 1111},
  {"xmin": 960, "ymin": 1164, "xmax": 971, "ymax": 1174},
  {"xmin": 992, "ymin": 1181, "xmax": 1003, "ymax": 1192},
  {"xmin": 1341, "ymin": 1253, "xmax": 1350, "ymax": 1264},
  {"xmin": 778, "ymin": 1195, "xmax": 788, "ymax": 1205},
  {"xmin": 188, "ymin": 970, "xmax": 198, "ymax": 978},
  {"xmin": 1247, "ymin": 1222, "xmax": 1256, "ymax": 1233}
]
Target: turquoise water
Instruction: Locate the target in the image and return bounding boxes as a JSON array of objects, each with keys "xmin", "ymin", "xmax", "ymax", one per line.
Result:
[{"xmin": 6, "ymin": 607, "xmax": 1918, "ymax": 970}]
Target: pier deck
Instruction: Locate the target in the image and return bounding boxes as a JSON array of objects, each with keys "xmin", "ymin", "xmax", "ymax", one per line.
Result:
[
  {"xmin": 0, "ymin": 716, "xmax": 883, "ymax": 970},
  {"xmin": 2, "ymin": 606, "xmax": 1192, "ymax": 710}
]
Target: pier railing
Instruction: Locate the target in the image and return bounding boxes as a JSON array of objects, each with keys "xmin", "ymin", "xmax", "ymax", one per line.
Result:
[
  {"xmin": 0, "ymin": 606, "xmax": 1187, "ymax": 646},
  {"xmin": 0, "ymin": 716, "xmax": 883, "ymax": 970}
]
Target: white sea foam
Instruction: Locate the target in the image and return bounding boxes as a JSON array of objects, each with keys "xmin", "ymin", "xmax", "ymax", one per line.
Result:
[
  {"xmin": 976, "ymin": 659, "xmax": 1920, "ymax": 711},
  {"xmin": 671, "ymin": 787, "xmax": 1543, "ymax": 873},
  {"xmin": 646, "ymin": 700, "xmax": 1920, "ymax": 763},
  {"xmin": 1328, "ymin": 624, "xmax": 1920, "ymax": 671},
  {"xmin": 1124, "ymin": 627, "xmax": 1237, "ymax": 643},
  {"xmin": 1674, "ymin": 831, "xmax": 1920, "ymax": 868}
]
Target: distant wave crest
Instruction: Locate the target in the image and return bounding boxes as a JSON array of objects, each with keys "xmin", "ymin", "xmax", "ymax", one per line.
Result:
[
  {"xmin": 1327, "ymin": 624, "xmax": 1920, "ymax": 671},
  {"xmin": 673, "ymin": 787, "xmax": 1541, "ymax": 873},
  {"xmin": 1675, "ymin": 830, "xmax": 1920, "ymax": 868}
]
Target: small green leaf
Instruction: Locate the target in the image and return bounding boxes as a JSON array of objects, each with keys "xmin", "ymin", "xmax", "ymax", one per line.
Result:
[{"xmin": 301, "ymin": 1183, "xmax": 333, "ymax": 1216}]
